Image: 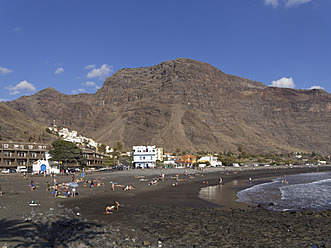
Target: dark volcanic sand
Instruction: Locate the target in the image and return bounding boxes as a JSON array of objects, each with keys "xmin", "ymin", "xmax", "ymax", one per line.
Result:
[{"xmin": 1, "ymin": 166, "xmax": 331, "ymax": 247}]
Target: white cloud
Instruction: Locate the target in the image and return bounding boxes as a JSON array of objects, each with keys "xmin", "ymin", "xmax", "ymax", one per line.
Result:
[
  {"xmin": 82, "ymin": 81, "xmax": 96, "ymax": 87},
  {"xmin": 0, "ymin": 66, "xmax": 13, "ymax": 75},
  {"xmin": 270, "ymin": 77, "xmax": 295, "ymax": 88},
  {"xmin": 309, "ymin": 85, "xmax": 324, "ymax": 90},
  {"xmin": 72, "ymin": 88, "xmax": 86, "ymax": 94},
  {"xmin": 0, "ymin": 98, "xmax": 8, "ymax": 102},
  {"xmin": 55, "ymin": 67, "xmax": 64, "ymax": 74},
  {"xmin": 5, "ymin": 80, "xmax": 36, "ymax": 95},
  {"xmin": 87, "ymin": 64, "xmax": 113, "ymax": 79},
  {"xmin": 285, "ymin": 0, "xmax": 312, "ymax": 8},
  {"xmin": 264, "ymin": 0, "xmax": 313, "ymax": 8},
  {"xmin": 264, "ymin": 0, "xmax": 279, "ymax": 8},
  {"xmin": 84, "ymin": 64, "xmax": 96, "ymax": 70}
]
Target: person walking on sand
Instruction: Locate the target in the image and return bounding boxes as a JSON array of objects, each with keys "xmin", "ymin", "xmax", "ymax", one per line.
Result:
[
  {"xmin": 249, "ymin": 177, "xmax": 252, "ymax": 183},
  {"xmin": 219, "ymin": 177, "xmax": 223, "ymax": 186},
  {"xmin": 23, "ymin": 171, "xmax": 27, "ymax": 180}
]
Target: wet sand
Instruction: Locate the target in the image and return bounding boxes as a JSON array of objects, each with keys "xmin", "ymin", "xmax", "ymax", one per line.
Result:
[{"xmin": 1, "ymin": 166, "xmax": 331, "ymax": 247}]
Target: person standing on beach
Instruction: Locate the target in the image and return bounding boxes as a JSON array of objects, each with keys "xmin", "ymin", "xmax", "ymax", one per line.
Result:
[
  {"xmin": 23, "ymin": 172, "xmax": 27, "ymax": 180},
  {"xmin": 54, "ymin": 184, "xmax": 59, "ymax": 197},
  {"xmin": 219, "ymin": 177, "xmax": 222, "ymax": 185},
  {"xmin": 46, "ymin": 181, "xmax": 50, "ymax": 191}
]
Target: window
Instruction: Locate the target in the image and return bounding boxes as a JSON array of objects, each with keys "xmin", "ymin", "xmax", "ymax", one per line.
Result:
[
  {"xmin": 20, "ymin": 145, "xmax": 24, "ymax": 149},
  {"xmin": 4, "ymin": 151, "xmax": 11, "ymax": 157},
  {"xmin": 4, "ymin": 159, "xmax": 11, "ymax": 165},
  {"xmin": 18, "ymin": 160, "xmax": 26, "ymax": 165},
  {"xmin": 38, "ymin": 146, "xmax": 42, "ymax": 149},
  {"xmin": 18, "ymin": 152, "xmax": 26, "ymax": 157},
  {"xmin": 14, "ymin": 144, "xmax": 19, "ymax": 148},
  {"xmin": 43, "ymin": 146, "xmax": 47, "ymax": 149},
  {"xmin": 4, "ymin": 144, "xmax": 8, "ymax": 148},
  {"xmin": 28, "ymin": 145, "xmax": 33, "ymax": 149},
  {"xmin": 30, "ymin": 152, "xmax": 37, "ymax": 158}
]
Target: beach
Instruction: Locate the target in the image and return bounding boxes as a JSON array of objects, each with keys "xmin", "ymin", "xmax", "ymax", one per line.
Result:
[{"xmin": 1, "ymin": 166, "xmax": 331, "ymax": 247}]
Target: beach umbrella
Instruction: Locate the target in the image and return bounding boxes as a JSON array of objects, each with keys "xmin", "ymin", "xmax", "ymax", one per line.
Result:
[{"xmin": 68, "ymin": 182, "xmax": 79, "ymax": 188}]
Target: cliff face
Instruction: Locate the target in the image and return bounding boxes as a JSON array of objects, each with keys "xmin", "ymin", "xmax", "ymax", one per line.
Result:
[{"xmin": 6, "ymin": 58, "xmax": 331, "ymax": 154}]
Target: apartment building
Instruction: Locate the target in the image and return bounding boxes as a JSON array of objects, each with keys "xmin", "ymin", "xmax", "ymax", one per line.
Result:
[
  {"xmin": 82, "ymin": 148, "xmax": 105, "ymax": 167},
  {"xmin": 0, "ymin": 141, "xmax": 50, "ymax": 168},
  {"xmin": 132, "ymin": 145, "xmax": 156, "ymax": 168},
  {"xmin": 0, "ymin": 141, "xmax": 107, "ymax": 169}
]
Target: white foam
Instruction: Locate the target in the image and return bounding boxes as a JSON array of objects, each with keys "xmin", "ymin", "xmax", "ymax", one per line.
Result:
[{"xmin": 238, "ymin": 172, "xmax": 331, "ymax": 211}]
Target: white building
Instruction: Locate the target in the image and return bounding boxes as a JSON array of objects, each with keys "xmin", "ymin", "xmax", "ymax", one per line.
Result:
[
  {"xmin": 156, "ymin": 148, "xmax": 163, "ymax": 161},
  {"xmin": 197, "ymin": 156, "xmax": 222, "ymax": 167},
  {"xmin": 132, "ymin": 146, "xmax": 156, "ymax": 169},
  {"xmin": 32, "ymin": 153, "xmax": 60, "ymax": 174}
]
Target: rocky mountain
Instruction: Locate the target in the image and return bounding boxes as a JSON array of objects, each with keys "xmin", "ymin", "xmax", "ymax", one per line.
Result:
[
  {"xmin": 6, "ymin": 58, "xmax": 331, "ymax": 154},
  {"xmin": 0, "ymin": 101, "xmax": 54, "ymax": 143}
]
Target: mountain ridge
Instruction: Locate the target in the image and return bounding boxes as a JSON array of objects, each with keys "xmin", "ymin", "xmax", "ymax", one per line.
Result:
[{"xmin": 5, "ymin": 58, "xmax": 331, "ymax": 154}]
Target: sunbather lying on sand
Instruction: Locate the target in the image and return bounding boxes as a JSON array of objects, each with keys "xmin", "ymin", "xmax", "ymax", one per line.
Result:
[
  {"xmin": 104, "ymin": 201, "xmax": 120, "ymax": 214},
  {"xmin": 123, "ymin": 185, "xmax": 134, "ymax": 190}
]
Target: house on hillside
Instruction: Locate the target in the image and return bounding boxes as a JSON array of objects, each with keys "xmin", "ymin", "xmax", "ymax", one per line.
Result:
[{"xmin": 132, "ymin": 146, "xmax": 156, "ymax": 169}]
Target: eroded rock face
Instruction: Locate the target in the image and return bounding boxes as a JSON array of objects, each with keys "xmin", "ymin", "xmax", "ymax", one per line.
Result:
[{"xmin": 6, "ymin": 58, "xmax": 331, "ymax": 154}]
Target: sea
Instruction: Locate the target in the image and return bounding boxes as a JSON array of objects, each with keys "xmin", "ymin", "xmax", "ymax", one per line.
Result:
[{"xmin": 237, "ymin": 172, "xmax": 331, "ymax": 211}]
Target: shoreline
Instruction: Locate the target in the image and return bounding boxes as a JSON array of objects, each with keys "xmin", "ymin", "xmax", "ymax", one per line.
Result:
[{"xmin": 1, "ymin": 165, "xmax": 331, "ymax": 247}]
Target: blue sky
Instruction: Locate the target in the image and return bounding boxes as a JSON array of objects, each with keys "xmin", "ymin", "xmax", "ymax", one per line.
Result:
[{"xmin": 0, "ymin": 0, "xmax": 330, "ymax": 101}]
